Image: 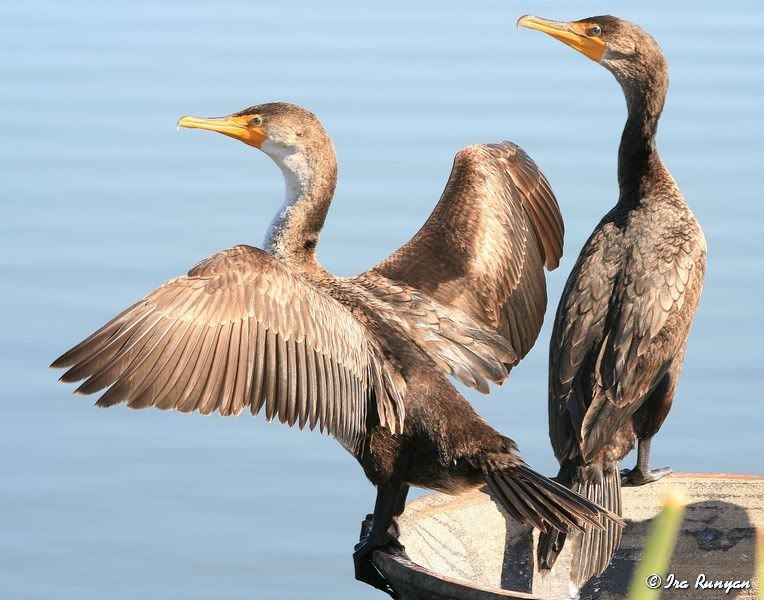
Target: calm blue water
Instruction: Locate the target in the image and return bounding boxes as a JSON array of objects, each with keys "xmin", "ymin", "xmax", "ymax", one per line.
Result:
[{"xmin": 2, "ymin": 1, "xmax": 763, "ymax": 598}]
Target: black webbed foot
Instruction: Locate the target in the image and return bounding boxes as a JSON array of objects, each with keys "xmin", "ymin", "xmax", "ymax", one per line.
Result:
[
  {"xmin": 360, "ymin": 513, "xmax": 403, "ymax": 541},
  {"xmin": 353, "ymin": 529, "xmax": 404, "ymax": 598},
  {"xmin": 354, "ymin": 482, "xmax": 409, "ymax": 597},
  {"xmin": 620, "ymin": 465, "xmax": 672, "ymax": 486}
]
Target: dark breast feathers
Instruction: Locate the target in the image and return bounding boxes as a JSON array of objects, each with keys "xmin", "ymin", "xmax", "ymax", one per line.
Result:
[{"xmin": 549, "ymin": 202, "xmax": 707, "ymax": 464}]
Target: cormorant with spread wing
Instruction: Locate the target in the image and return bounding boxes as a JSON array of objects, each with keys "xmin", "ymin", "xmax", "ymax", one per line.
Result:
[{"xmin": 52, "ymin": 102, "xmax": 617, "ymax": 595}]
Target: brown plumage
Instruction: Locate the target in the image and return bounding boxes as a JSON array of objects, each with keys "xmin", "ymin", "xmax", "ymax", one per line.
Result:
[
  {"xmin": 374, "ymin": 142, "xmax": 563, "ymax": 361},
  {"xmin": 51, "ymin": 101, "xmax": 616, "ymax": 596},
  {"xmin": 519, "ymin": 15, "xmax": 707, "ymax": 587}
]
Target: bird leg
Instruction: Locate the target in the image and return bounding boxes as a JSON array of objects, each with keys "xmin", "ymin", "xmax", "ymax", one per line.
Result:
[
  {"xmin": 354, "ymin": 482, "xmax": 406, "ymax": 598},
  {"xmin": 621, "ymin": 437, "xmax": 672, "ymax": 486},
  {"xmin": 359, "ymin": 484, "xmax": 410, "ymax": 541},
  {"xmin": 388, "ymin": 484, "xmax": 410, "ymax": 540}
]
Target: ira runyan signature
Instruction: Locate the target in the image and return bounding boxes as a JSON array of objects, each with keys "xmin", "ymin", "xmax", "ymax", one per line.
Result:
[{"xmin": 658, "ymin": 573, "xmax": 752, "ymax": 594}]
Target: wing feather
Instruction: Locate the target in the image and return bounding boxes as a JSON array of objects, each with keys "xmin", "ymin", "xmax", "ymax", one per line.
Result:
[
  {"xmin": 285, "ymin": 336, "xmax": 298, "ymax": 426},
  {"xmin": 219, "ymin": 318, "xmax": 242, "ymax": 416},
  {"xmin": 274, "ymin": 333, "xmax": 289, "ymax": 424},
  {"xmin": 153, "ymin": 320, "xmax": 199, "ymax": 410},
  {"xmin": 52, "ymin": 245, "xmax": 404, "ymax": 453},
  {"xmin": 372, "ymin": 141, "xmax": 563, "ymax": 363},
  {"xmin": 228, "ymin": 316, "xmax": 250, "ymax": 417},
  {"xmin": 249, "ymin": 319, "xmax": 267, "ymax": 416},
  {"xmin": 264, "ymin": 329, "xmax": 278, "ymax": 421},
  {"xmin": 295, "ymin": 340, "xmax": 308, "ymax": 428}
]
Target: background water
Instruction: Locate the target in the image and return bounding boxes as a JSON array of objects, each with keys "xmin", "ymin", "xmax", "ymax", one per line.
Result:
[{"xmin": 2, "ymin": 1, "xmax": 762, "ymax": 598}]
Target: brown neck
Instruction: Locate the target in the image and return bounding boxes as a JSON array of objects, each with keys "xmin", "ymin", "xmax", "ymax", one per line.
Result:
[
  {"xmin": 616, "ymin": 64, "xmax": 670, "ymax": 206},
  {"xmin": 263, "ymin": 142, "xmax": 337, "ymax": 278}
]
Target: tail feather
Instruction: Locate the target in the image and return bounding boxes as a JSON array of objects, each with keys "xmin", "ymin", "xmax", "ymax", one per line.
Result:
[
  {"xmin": 482, "ymin": 458, "xmax": 619, "ymax": 540},
  {"xmin": 538, "ymin": 462, "xmax": 623, "ymax": 587},
  {"xmin": 537, "ymin": 526, "xmax": 567, "ymax": 572}
]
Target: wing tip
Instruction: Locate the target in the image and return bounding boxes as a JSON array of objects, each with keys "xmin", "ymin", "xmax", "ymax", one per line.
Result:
[
  {"xmin": 545, "ymin": 256, "xmax": 562, "ymax": 271},
  {"xmin": 50, "ymin": 351, "xmax": 75, "ymax": 370},
  {"xmin": 59, "ymin": 369, "xmax": 86, "ymax": 384}
]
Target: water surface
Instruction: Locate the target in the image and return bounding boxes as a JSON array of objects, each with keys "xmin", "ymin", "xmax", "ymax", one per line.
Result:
[{"xmin": 2, "ymin": 1, "xmax": 763, "ymax": 598}]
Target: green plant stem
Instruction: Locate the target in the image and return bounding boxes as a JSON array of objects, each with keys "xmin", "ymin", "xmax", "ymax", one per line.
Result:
[{"xmin": 628, "ymin": 491, "xmax": 686, "ymax": 600}]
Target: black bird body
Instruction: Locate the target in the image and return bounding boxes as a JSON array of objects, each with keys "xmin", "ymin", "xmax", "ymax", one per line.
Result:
[
  {"xmin": 519, "ymin": 14, "xmax": 707, "ymax": 586},
  {"xmin": 551, "ymin": 177, "xmax": 705, "ymax": 469}
]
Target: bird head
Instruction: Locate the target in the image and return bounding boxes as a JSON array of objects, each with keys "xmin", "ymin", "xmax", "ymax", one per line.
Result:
[
  {"xmin": 517, "ymin": 15, "xmax": 665, "ymax": 87},
  {"xmin": 178, "ymin": 102, "xmax": 331, "ymax": 164}
]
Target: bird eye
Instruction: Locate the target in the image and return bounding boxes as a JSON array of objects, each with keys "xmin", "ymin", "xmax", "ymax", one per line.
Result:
[
  {"xmin": 249, "ymin": 116, "xmax": 263, "ymax": 126},
  {"xmin": 590, "ymin": 25, "xmax": 602, "ymax": 36}
]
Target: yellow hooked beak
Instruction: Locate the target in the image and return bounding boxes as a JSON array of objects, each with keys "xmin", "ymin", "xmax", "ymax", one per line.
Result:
[
  {"xmin": 517, "ymin": 15, "xmax": 606, "ymax": 63},
  {"xmin": 177, "ymin": 114, "xmax": 267, "ymax": 148}
]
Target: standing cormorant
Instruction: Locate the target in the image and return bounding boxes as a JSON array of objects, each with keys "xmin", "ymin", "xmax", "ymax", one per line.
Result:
[
  {"xmin": 51, "ymin": 102, "xmax": 617, "ymax": 596},
  {"xmin": 519, "ymin": 15, "xmax": 707, "ymax": 586}
]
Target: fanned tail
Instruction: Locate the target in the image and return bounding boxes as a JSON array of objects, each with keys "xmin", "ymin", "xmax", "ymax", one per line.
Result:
[
  {"xmin": 537, "ymin": 461, "xmax": 623, "ymax": 587},
  {"xmin": 481, "ymin": 456, "xmax": 620, "ymax": 539}
]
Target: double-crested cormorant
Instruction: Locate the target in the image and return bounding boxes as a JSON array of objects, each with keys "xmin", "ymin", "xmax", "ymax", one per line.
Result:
[
  {"xmin": 519, "ymin": 15, "xmax": 707, "ymax": 586},
  {"xmin": 51, "ymin": 102, "xmax": 617, "ymax": 595}
]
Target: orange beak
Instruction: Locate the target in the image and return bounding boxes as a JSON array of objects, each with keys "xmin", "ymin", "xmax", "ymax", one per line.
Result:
[
  {"xmin": 177, "ymin": 114, "xmax": 267, "ymax": 148},
  {"xmin": 518, "ymin": 15, "xmax": 606, "ymax": 63}
]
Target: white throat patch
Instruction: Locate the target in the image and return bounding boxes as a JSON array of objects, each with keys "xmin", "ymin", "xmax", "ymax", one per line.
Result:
[{"xmin": 261, "ymin": 139, "xmax": 313, "ymax": 258}]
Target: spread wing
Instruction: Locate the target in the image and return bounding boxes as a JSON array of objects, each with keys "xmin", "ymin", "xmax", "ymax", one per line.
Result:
[
  {"xmin": 51, "ymin": 245, "xmax": 405, "ymax": 453},
  {"xmin": 352, "ymin": 271, "xmax": 518, "ymax": 394},
  {"xmin": 372, "ymin": 141, "xmax": 563, "ymax": 362}
]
